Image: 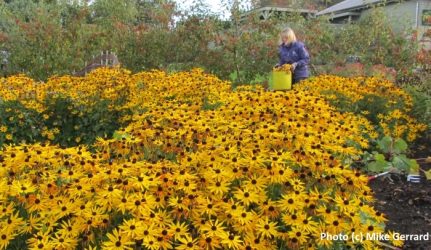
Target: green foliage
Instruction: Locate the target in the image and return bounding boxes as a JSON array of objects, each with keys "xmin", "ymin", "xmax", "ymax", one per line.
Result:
[
  {"xmin": 0, "ymin": 96, "xmax": 131, "ymax": 148},
  {"xmin": 309, "ymin": 8, "xmax": 417, "ymax": 77},
  {"xmin": 229, "ymin": 70, "xmax": 241, "ymax": 82},
  {"xmin": 202, "ymin": 98, "xmax": 223, "ymax": 110},
  {"xmin": 230, "ymin": 70, "xmax": 269, "ymax": 90},
  {"xmin": 0, "ymin": 0, "xmax": 423, "ymax": 85},
  {"xmin": 91, "ymin": 0, "xmax": 138, "ymax": 25},
  {"xmin": 405, "ymin": 85, "xmax": 431, "ymax": 135},
  {"xmin": 321, "ymin": 90, "xmax": 356, "ymax": 113},
  {"xmin": 356, "ymin": 94, "xmax": 391, "ymax": 125},
  {"xmin": 1, "ymin": 1, "xmax": 106, "ymax": 80},
  {"xmin": 320, "ymin": 87, "xmax": 414, "ymax": 142},
  {"xmin": 44, "ymin": 96, "xmax": 131, "ymax": 147},
  {"xmin": 249, "ymin": 73, "xmax": 267, "ymax": 84},
  {"xmin": 334, "ymin": 7, "xmax": 416, "ymax": 70},
  {"xmin": 362, "ymin": 136, "xmax": 419, "ymax": 174},
  {"xmin": 301, "ymin": 17, "xmax": 339, "ymax": 66},
  {"xmin": 0, "ymin": 100, "xmax": 44, "ymax": 146}
]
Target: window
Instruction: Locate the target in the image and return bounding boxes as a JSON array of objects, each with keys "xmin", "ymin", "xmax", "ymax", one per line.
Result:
[{"xmin": 422, "ymin": 10, "xmax": 431, "ymax": 26}]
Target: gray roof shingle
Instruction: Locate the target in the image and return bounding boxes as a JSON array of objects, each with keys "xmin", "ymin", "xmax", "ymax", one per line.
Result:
[{"xmin": 317, "ymin": 0, "xmax": 386, "ymax": 15}]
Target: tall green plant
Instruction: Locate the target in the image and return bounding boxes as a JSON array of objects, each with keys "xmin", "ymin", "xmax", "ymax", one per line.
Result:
[
  {"xmin": 2, "ymin": 1, "xmax": 106, "ymax": 80},
  {"xmin": 0, "ymin": 0, "xmax": 422, "ymax": 84}
]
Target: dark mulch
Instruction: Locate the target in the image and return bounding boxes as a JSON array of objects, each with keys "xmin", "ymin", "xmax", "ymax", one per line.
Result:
[{"xmin": 369, "ymin": 137, "xmax": 431, "ymax": 250}]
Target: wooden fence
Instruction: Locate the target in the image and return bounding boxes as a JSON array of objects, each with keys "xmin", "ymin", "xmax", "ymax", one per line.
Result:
[{"xmin": 73, "ymin": 51, "xmax": 120, "ymax": 76}]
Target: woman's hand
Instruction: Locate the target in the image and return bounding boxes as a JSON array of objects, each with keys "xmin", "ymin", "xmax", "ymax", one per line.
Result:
[{"xmin": 291, "ymin": 63, "xmax": 297, "ymax": 71}]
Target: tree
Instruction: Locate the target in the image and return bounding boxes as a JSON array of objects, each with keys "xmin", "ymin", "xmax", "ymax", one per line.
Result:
[{"xmin": 90, "ymin": 0, "xmax": 138, "ymax": 25}]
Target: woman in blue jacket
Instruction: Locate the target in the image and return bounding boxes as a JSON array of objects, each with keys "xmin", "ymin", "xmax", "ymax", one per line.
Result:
[{"xmin": 277, "ymin": 27, "xmax": 310, "ymax": 84}]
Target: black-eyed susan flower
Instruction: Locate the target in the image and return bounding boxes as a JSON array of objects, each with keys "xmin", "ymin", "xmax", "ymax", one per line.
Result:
[
  {"xmin": 0, "ymin": 68, "xmax": 410, "ymax": 250},
  {"xmin": 0, "ymin": 228, "xmax": 16, "ymax": 250},
  {"xmin": 256, "ymin": 218, "xmax": 279, "ymax": 239},
  {"xmin": 220, "ymin": 233, "xmax": 243, "ymax": 250},
  {"xmin": 102, "ymin": 228, "xmax": 134, "ymax": 250},
  {"xmin": 234, "ymin": 188, "xmax": 262, "ymax": 206},
  {"xmin": 200, "ymin": 219, "xmax": 228, "ymax": 238},
  {"xmin": 51, "ymin": 232, "xmax": 78, "ymax": 250},
  {"xmin": 278, "ymin": 193, "xmax": 305, "ymax": 214},
  {"xmin": 176, "ymin": 234, "xmax": 200, "ymax": 250}
]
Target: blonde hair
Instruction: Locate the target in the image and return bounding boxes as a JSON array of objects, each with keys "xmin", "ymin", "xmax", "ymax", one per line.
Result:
[{"xmin": 279, "ymin": 27, "xmax": 297, "ymax": 46}]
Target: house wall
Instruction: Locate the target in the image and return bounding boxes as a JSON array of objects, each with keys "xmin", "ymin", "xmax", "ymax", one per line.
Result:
[
  {"xmin": 417, "ymin": 0, "xmax": 431, "ymax": 49},
  {"xmin": 360, "ymin": 0, "xmax": 417, "ymax": 33},
  {"xmin": 360, "ymin": 0, "xmax": 431, "ymax": 48}
]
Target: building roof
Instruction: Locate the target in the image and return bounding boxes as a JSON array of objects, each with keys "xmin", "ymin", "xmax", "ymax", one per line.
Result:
[
  {"xmin": 240, "ymin": 6, "xmax": 317, "ymax": 21},
  {"xmin": 316, "ymin": 0, "xmax": 395, "ymax": 16},
  {"xmin": 251, "ymin": 6, "xmax": 317, "ymax": 14}
]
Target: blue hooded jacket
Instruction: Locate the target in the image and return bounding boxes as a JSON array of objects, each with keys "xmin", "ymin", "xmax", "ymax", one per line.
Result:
[{"xmin": 278, "ymin": 41, "xmax": 310, "ymax": 79}]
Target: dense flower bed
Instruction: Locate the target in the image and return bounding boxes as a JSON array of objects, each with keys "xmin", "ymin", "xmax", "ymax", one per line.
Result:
[
  {"xmin": 297, "ymin": 75, "xmax": 426, "ymax": 142},
  {"xmin": 0, "ymin": 68, "xmax": 425, "ymax": 249}
]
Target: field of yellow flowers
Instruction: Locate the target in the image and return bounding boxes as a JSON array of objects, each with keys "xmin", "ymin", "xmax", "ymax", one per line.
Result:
[{"xmin": 0, "ymin": 68, "xmax": 426, "ymax": 249}]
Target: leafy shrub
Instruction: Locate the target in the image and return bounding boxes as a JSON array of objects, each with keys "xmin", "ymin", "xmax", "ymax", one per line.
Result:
[
  {"xmin": 404, "ymin": 85, "xmax": 431, "ymax": 140},
  {"xmin": 43, "ymin": 96, "xmax": 130, "ymax": 147},
  {"xmin": 0, "ymin": 0, "xmax": 422, "ymax": 88},
  {"xmin": 0, "ymin": 100, "xmax": 44, "ymax": 146},
  {"xmin": 362, "ymin": 136, "xmax": 419, "ymax": 174},
  {"xmin": 298, "ymin": 75, "xmax": 427, "ymax": 142},
  {"xmin": 0, "ymin": 68, "xmax": 134, "ymax": 148},
  {"xmin": 0, "ymin": 97, "xmax": 130, "ymax": 148}
]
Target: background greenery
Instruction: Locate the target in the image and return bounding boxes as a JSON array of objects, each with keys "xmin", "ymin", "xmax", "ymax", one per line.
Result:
[{"xmin": 0, "ymin": 0, "xmax": 426, "ymax": 81}]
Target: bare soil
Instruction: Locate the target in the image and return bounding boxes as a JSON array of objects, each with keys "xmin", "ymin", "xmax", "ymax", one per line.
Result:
[{"xmin": 369, "ymin": 137, "xmax": 431, "ymax": 250}]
